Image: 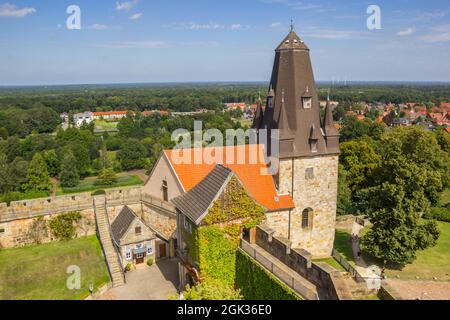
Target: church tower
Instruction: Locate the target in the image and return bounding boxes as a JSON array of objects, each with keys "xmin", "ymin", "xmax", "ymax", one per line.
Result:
[{"xmin": 257, "ymin": 28, "xmax": 340, "ymax": 258}]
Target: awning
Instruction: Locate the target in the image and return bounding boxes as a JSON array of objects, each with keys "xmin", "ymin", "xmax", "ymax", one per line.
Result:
[{"xmin": 133, "ymin": 247, "xmax": 147, "ymax": 255}]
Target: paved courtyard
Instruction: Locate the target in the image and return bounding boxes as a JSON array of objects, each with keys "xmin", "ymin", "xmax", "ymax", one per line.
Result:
[
  {"xmin": 385, "ymin": 279, "xmax": 450, "ymax": 300},
  {"xmin": 96, "ymin": 258, "xmax": 180, "ymax": 300}
]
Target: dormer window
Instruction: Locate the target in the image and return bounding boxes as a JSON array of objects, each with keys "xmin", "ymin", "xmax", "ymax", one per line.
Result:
[
  {"xmin": 302, "ymin": 86, "xmax": 312, "ymax": 109},
  {"xmin": 302, "ymin": 97, "xmax": 312, "ymax": 109},
  {"xmin": 310, "ymin": 141, "xmax": 318, "ymax": 153}
]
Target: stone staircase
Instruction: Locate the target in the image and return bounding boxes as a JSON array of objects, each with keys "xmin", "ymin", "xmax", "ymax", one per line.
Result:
[{"xmin": 93, "ymin": 196, "xmax": 125, "ymax": 288}]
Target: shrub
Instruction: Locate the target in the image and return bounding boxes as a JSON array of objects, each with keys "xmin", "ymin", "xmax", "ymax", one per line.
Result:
[
  {"xmin": 125, "ymin": 263, "xmax": 133, "ymax": 272},
  {"xmin": 182, "ymin": 278, "xmax": 242, "ymax": 300},
  {"xmin": 27, "ymin": 216, "xmax": 48, "ymax": 244},
  {"xmin": 91, "ymin": 190, "xmax": 106, "ymax": 196},
  {"xmin": 94, "ymin": 168, "xmax": 117, "ymax": 186},
  {"xmin": 425, "ymin": 205, "xmax": 450, "ymax": 223},
  {"xmin": 146, "ymin": 258, "xmax": 154, "ymax": 267},
  {"xmin": 49, "ymin": 211, "xmax": 81, "ymax": 240}
]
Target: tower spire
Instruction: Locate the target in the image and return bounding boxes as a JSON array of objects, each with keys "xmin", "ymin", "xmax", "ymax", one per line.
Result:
[{"xmin": 290, "ymin": 19, "xmax": 294, "ymax": 32}]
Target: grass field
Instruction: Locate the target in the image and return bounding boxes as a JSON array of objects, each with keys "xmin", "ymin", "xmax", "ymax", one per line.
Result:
[
  {"xmin": 334, "ymin": 222, "xmax": 450, "ymax": 281},
  {"xmin": 94, "ymin": 120, "xmax": 118, "ymax": 132},
  {"xmin": 0, "ymin": 236, "xmax": 109, "ymax": 300},
  {"xmin": 440, "ymin": 188, "xmax": 450, "ymax": 205},
  {"xmin": 57, "ymin": 175, "xmax": 143, "ymax": 195}
]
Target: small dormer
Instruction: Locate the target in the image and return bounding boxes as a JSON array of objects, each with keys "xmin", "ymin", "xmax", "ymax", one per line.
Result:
[
  {"xmin": 302, "ymin": 86, "xmax": 312, "ymax": 109},
  {"xmin": 309, "ymin": 124, "xmax": 319, "ymax": 153},
  {"xmin": 267, "ymin": 87, "xmax": 275, "ymax": 109}
]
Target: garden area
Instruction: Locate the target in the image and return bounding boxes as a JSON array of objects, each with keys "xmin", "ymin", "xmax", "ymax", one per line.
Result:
[
  {"xmin": 0, "ymin": 235, "xmax": 109, "ymax": 300},
  {"xmin": 333, "ymin": 221, "xmax": 450, "ymax": 282},
  {"xmin": 57, "ymin": 174, "xmax": 143, "ymax": 195}
]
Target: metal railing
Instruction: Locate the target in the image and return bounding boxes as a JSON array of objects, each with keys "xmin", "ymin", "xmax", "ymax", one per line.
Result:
[
  {"xmin": 240, "ymin": 240, "xmax": 318, "ymax": 300},
  {"xmin": 332, "ymin": 249, "xmax": 365, "ymax": 283}
]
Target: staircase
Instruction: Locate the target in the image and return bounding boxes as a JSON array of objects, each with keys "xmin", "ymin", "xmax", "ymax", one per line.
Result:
[{"xmin": 93, "ymin": 196, "xmax": 125, "ymax": 288}]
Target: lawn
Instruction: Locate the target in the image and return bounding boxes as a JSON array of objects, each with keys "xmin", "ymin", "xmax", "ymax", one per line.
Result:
[
  {"xmin": 440, "ymin": 188, "xmax": 450, "ymax": 205},
  {"xmin": 57, "ymin": 175, "xmax": 144, "ymax": 195},
  {"xmin": 314, "ymin": 257, "xmax": 346, "ymax": 272},
  {"xmin": 0, "ymin": 236, "xmax": 109, "ymax": 300},
  {"xmin": 94, "ymin": 120, "xmax": 118, "ymax": 132},
  {"xmin": 334, "ymin": 222, "xmax": 450, "ymax": 281}
]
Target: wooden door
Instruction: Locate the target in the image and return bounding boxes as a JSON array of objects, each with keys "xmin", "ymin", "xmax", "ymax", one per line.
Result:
[{"xmin": 159, "ymin": 244, "xmax": 167, "ymax": 258}]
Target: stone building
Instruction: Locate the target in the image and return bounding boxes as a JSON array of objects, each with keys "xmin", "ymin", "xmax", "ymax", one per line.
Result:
[
  {"xmin": 254, "ymin": 29, "xmax": 340, "ymax": 258},
  {"xmin": 111, "ymin": 205, "xmax": 170, "ymax": 266},
  {"xmin": 143, "ymin": 29, "xmax": 339, "ymax": 263}
]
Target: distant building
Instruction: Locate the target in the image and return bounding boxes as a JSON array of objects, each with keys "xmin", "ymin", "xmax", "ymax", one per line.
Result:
[
  {"xmin": 225, "ymin": 103, "xmax": 247, "ymax": 111},
  {"xmin": 142, "ymin": 110, "xmax": 170, "ymax": 117},
  {"xmin": 93, "ymin": 111, "xmax": 131, "ymax": 121},
  {"xmin": 73, "ymin": 112, "xmax": 94, "ymax": 127}
]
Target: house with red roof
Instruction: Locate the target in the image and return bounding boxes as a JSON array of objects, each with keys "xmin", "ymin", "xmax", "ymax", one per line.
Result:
[{"xmin": 93, "ymin": 111, "xmax": 133, "ymax": 121}]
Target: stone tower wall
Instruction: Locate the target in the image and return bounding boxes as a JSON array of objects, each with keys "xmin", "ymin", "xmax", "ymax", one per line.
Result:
[{"xmin": 270, "ymin": 154, "xmax": 339, "ymax": 258}]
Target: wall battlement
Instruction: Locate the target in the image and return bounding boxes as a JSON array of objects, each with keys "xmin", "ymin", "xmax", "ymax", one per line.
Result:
[
  {"xmin": 255, "ymin": 225, "xmax": 352, "ymax": 300},
  {"xmin": 0, "ymin": 187, "xmax": 176, "ymax": 223}
]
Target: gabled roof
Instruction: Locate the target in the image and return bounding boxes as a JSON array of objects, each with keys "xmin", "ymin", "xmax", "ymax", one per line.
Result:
[
  {"xmin": 164, "ymin": 145, "xmax": 295, "ymax": 212},
  {"xmin": 111, "ymin": 206, "xmax": 136, "ymax": 243},
  {"xmin": 172, "ymin": 165, "xmax": 232, "ymax": 224}
]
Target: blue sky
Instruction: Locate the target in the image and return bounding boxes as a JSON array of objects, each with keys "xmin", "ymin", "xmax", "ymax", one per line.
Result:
[{"xmin": 1, "ymin": 0, "xmax": 450, "ymax": 85}]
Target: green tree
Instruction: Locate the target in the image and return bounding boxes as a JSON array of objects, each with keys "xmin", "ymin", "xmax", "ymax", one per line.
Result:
[
  {"xmin": 116, "ymin": 139, "xmax": 149, "ymax": 170},
  {"xmin": 0, "ymin": 152, "xmax": 12, "ymax": 194},
  {"xmin": 24, "ymin": 153, "xmax": 52, "ymax": 193},
  {"xmin": 181, "ymin": 279, "xmax": 242, "ymax": 300},
  {"xmin": 337, "ymin": 165, "xmax": 353, "ymax": 216},
  {"xmin": 43, "ymin": 150, "xmax": 60, "ymax": 177},
  {"xmin": 340, "ymin": 139, "xmax": 381, "ymax": 191},
  {"xmin": 95, "ymin": 168, "xmax": 117, "ymax": 186},
  {"xmin": 360, "ymin": 127, "xmax": 448, "ymax": 265},
  {"xmin": 59, "ymin": 151, "xmax": 80, "ymax": 188}
]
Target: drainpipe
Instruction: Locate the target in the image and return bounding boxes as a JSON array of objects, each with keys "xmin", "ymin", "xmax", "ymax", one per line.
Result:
[{"xmin": 288, "ymin": 158, "xmax": 295, "ymax": 240}]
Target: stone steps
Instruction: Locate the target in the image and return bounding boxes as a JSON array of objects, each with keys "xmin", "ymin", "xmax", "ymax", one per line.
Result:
[{"xmin": 93, "ymin": 196, "xmax": 125, "ymax": 288}]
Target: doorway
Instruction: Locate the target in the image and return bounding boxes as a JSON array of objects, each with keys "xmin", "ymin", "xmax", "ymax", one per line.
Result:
[{"xmin": 159, "ymin": 243, "xmax": 167, "ymax": 259}]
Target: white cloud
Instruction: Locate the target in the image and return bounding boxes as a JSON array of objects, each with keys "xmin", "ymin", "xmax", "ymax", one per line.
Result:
[
  {"xmin": 130, "ymin": 12, "xmax": 143, "ymax": 20},
  {"xmin": 94, "ymin": 41, "xmax": 169, "ymax": 49},
  {"xmin": 270, "ymin": 22, "xmax": 281, "ymax": 28},
  {"xmin": 116, "ymin": 0, "xmax": 138, "ymax": 11},
  {"xmin": 88, "ymin": 24, "xmax": 121, "ymax": 31},
  {"xmin": 0, "ymin": 3, "xmax": 36, "ymax": 18},
  {"xmin": 300, "ymin": 27, "xmax": 369, "ymax": 40},
  {"xmin": 260, "ymin": 0, "xmax": 325, "ymax": 11},
  {"xmin": 182, "ymin": 41, "xmax": 221, "ymax": 48},
  {"xmin": 397, "ymin": 27, "xmax": 415, "ymax": 36},
  {"xmin": 166, "ymin": 22, "xmax": 249, "ymax": 31},
  {"xmin": 419, "ymin": 24, "xmax": 450, "ymax": 43}
]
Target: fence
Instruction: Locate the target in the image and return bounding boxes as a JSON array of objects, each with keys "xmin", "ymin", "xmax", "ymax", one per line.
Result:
[
  {"xmin": 240, "ymin": 239, "xmax": 318, "ymax": 300},
  {"xmin": 332, "ymin": 249, "xmax": 365, "ymax": 283}
]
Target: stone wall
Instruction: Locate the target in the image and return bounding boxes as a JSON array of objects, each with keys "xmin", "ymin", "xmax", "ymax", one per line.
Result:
[
  {"xmin": 0, "ymin": 187, "xmax": 176, "ymax": 250},
  {"xmin": 274, "ymin": 154, "xmax": 339, "ymax": 258},
  {"xmin": 0, "ymin": 209, "xmax": 95, "ymax": 248},
  {"xmin": 255, "ymin": 225, "xmax": 352, "ymax": 300}
]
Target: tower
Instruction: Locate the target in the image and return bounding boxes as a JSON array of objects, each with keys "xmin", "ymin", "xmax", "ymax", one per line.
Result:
[{"xmin": 257, "ymin": 29, "xmax": 340, "ymax": 258}]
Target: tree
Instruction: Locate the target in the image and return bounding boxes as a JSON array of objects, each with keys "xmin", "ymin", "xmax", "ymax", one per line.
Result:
[
  {"xmin": 59, "ymin": 151, "xmax": 80, "ymax": 188},
  {"xmin": 340, "ymin": 139, "xmax": 381, "ymax": 191},
  {"xmin": 339, "ymin": 116, "xmax": 386, "ymax": 142},
  {"xmin": 360, "ymin": 127, "xmax": 448, "ymax": 265},
  {"xmin": 116, "ymin": 139, "xmax": 149, "ymax": 171},
  {"xmin": 43, "ymin": 150, "xmax": 60, "ymax": 177},
  {"xmin": 337, "ymin": 165, "xmax": 353, "ymax": 216},
  {"xmin": 24, "ymin": 153, "xmax": 52, "ymax": 193},
  {"xmin": 0, "ymin": 152, "xmax": 12, "ymax": 194},
  {"xmin": 95, "ymin": 168, "xmax": 117, "ymax": 186},
  {"xmin": 180, "ymin": 279, "xmax": 242, "ymax": 300}
]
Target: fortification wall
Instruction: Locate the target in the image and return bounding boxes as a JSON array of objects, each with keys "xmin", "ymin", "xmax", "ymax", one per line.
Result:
[{"xmin": 255, "ymin": 225, "xmax": 352, "ymax": 300}]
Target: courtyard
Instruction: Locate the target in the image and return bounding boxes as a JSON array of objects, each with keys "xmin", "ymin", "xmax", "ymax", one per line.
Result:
[{"xmin": 96, "ymin": 258, "xmax": 180, "ymax": 300}]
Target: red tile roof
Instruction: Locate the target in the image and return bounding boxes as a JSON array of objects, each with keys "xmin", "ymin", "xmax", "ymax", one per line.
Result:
[
  {"xmin": 93, "ymin": 111, "xmax": 129, "ymax": 116},
  {"xmin": 164, "ymin": 145, "xmax": 295, "ymax": 212}
]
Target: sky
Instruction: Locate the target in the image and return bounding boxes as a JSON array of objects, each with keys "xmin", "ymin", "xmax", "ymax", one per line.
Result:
[{"xmin": 1, "ymin": 0, "xmax": 450, "ymax": 85}]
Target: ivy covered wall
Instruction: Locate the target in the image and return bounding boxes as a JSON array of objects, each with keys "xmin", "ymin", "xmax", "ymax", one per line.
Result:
[
  {"xmin": 182, "ymin": 176, "xmax": 299, "ymax": 300},
  {"xmin": 235, "ymin": 250, "xmax": 301, "ymax": 300}
]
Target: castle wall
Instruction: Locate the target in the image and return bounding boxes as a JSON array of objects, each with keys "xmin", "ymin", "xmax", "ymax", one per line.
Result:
[
  {"xmin": 0, "ymin": 187, "xmax": 176, "ymax": 250},
  {"xmin": 268, "ymin": 154, "xmax": 339, "ymax": 258}
]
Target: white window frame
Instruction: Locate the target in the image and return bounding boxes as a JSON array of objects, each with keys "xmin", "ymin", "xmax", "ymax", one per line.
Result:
[
  {"xmin": 147, "ymin": 246, "xmax": 153, "ymax": 255},
  {"xmin": 184, "ymin": 216, "xmax": 192, "ymax": 234},
  {"xmin": 125, "ymin": 251, "xmax": 132, "ymax": 260},
  {"xmin": 302, "ymin": 97, "xmax": 312, "ymax": 109}
]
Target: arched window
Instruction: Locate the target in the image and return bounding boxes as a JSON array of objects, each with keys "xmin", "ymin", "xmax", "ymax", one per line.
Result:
[{"xmin": 302, "ymin": 208, "xmax": 313, "ymax": 229}]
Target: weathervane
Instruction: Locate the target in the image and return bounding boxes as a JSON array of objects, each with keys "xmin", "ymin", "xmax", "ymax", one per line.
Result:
[{"xmin": 290, "ymin": 19, "xmax": 294, "ymax": 32}]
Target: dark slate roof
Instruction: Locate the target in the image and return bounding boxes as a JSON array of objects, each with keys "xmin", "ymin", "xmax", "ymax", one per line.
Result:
[
  {"xmin": 111, "ymin": 206, "xmax": 136, "ymax": 243},
  {"xmin": 172, "ymin": 165, "xmax": 232, "ymax": 225},
  {"xmin": 259, "ymin": 30, "xmax": 340, "ymax": 158}
]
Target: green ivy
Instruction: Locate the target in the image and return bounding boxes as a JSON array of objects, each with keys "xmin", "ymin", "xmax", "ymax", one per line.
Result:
[
  {"xmin": 235, "ymin": 250, "xmax": 301, "ymax": 300},
  {"xmin": 49, "ymin": 211, "xmax": 82, "ymax": 241}
]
